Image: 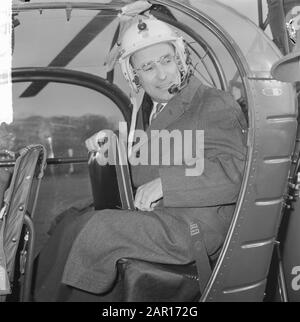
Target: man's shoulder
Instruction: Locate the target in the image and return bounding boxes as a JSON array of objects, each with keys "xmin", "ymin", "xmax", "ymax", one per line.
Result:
[
  {"xmin": 179, "ymin": 76, "xmax": 243, "ymax": 120},
  {"xmin": 197, "ymin": 85, "xmax": 237, "ymax": 111},
  {"xmin": 188, "ymin": 79, "xmax": 247, "ymax": 126},
  {"xmin": 198, "ymin": 85, "xmax": 248, "ymax": 132},
  {"xmin": 185, "ymin": 76, "xmax": 234, "ymax": 103}
]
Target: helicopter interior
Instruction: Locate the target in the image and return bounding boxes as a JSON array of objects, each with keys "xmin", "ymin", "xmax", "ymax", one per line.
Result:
[
  {"xmin": 8, "ymin": 2, "xmax": 247, "ymax": 257},
  {"xmin": 1, "ymin": 0, "xmax": 298, "ymax": 302}
]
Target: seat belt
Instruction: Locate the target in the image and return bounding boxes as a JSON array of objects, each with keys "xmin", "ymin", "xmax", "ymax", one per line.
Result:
[
  {"xmin": 0, "ymin": 168, "xmax": 13, "ymax": 297},
  {"xmin": 189, "ymin": 222, "xmax": 212, "ymax": 295}
]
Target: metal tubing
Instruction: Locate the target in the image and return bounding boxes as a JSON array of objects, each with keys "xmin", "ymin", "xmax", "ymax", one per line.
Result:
[
  {"xmin": 20, "ymin": 215, "xmax": 35, "ymax": 302},
  {"xmin": 258, "ymin": 0, "xmax": 264, "ymax": 29}
]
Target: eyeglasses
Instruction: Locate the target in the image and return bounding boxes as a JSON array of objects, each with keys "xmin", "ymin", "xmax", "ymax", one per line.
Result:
[{"xmin": 134, "ymin": 54, "xmax": 176, "ymax": 73}]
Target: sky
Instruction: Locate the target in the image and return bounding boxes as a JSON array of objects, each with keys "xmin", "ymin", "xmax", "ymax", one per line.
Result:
[
  {"xmin": 218, "ymin": 0, "xmax": 264, "ymax": 23},
  {"xmin": 217, "ymin": 0, "xmax": 271, "ymax": 36}
]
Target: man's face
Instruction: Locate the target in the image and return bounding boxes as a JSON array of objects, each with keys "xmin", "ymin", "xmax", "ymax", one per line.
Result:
[{"xmin": 131, "ymin": 42, "xmax": 181, "ymax": 103}]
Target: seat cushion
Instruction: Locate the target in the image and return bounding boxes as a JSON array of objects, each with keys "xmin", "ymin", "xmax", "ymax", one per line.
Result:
[{"xmin": 117, "ymin": 258, "xmax": 200, "ymax": 302}]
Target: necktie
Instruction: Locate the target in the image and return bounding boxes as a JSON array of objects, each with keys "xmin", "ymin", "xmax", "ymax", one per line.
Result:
[{"xmin": 150, "ymin": 103, "xmax": 164, "ymax": 124}]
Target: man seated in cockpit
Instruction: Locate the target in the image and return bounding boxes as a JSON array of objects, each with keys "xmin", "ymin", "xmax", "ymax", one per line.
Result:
[{"xmin": 33, "ymin": 14, "xmax": 247, "ymax": 301}]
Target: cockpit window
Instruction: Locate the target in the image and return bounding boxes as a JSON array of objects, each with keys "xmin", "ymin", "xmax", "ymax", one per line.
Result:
[{"xmin": 10, "ymin": 82, "xmax": 124, "ymax": 160}]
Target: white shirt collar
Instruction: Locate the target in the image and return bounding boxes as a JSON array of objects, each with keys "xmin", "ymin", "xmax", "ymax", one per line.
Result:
[{"xmin": 149, "ymin": 101, "xmax": 167, "ymax": 124}]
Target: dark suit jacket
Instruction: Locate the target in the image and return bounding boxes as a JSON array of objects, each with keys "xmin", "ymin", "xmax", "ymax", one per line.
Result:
[
  {"xmin": 60, "ymin": 76, "xmax": 247, "ymax": 294},
  {"xmin": 131, "ymin": 75, "xmax": 247, "ymax": 212}
]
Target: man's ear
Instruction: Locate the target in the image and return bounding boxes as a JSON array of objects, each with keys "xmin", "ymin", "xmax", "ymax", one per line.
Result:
[{"xmin": 130, "ymin": 56, "xmax": 141, "ymax": 87}]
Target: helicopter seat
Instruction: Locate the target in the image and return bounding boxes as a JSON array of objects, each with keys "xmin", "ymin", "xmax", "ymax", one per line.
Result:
[
  {"xmin": 115, "ymin": 259, "xmax": 206, "ymax": 302},
  {"xmin": 0, "ymin": 145, "xmax": 47, "ymax": 302},
  {"xmin": 88, "ymin": 142, "xmax": 217, "ymax": 301}
]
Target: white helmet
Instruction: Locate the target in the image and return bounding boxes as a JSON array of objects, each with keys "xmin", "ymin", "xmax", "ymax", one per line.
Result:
[{"xmin": 118, "ymin": 15, "xmax": 190, "ymax": 93}]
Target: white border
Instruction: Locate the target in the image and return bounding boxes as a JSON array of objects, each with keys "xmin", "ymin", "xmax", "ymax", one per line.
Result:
[{"xmin": 0, "ymin": 0, "xmax": 12, "ymax": 124}]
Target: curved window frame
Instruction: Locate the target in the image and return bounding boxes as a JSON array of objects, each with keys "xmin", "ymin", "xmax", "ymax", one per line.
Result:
[{"xmin": 0, "ymin": 67, "xmax": 132, "ymax": 167}]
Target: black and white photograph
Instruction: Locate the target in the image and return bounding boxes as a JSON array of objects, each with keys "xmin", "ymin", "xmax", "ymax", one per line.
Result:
[{"xmin": 1, "ymin": 0, "xmax": 300, "ymax": 306}]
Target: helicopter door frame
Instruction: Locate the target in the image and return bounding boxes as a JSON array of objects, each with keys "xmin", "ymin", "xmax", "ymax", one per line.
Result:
[{"xmin": 0, "ymin": 67, "xmax": 132, "ymax": 169}]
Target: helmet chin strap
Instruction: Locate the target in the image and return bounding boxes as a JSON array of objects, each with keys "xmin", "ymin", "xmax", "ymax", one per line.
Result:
[{"xmin": 127, "ymin": 90, "xmax": 144, "ymax": 157}]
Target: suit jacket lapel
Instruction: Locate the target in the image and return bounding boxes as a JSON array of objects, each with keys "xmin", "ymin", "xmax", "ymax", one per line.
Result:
[
  {"xmin": 131, "ymin": 76, "xmax": 202, "ymax": 152},
  {"xmin": 148, "ymin": 94, "xmax": 186, "ymax": 131},
  {"xmin": 148, "ymin": 75, "xmax": 202, "ymax": 132}
]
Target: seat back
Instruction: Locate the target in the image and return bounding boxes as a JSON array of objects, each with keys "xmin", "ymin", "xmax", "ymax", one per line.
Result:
[
  {"xmin": 0, "ymin": 145, "xmax": 46, "ymax": 301},
  {"xmin": 88, "ymin": 132, "xmax": 135, "ymax": 211}
]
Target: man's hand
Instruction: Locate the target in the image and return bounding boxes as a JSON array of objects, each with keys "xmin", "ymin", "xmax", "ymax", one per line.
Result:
[
  {"xmin": 85, "ymin": 130, "xmax": 110, "ymax": 152},
  {"xmin": 85, "ymin": 130, "xmax": 111, "ymax": 165},
  {"xmin": 134, "ymin": 177, "xmax": 163, "ymax": 211}
]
